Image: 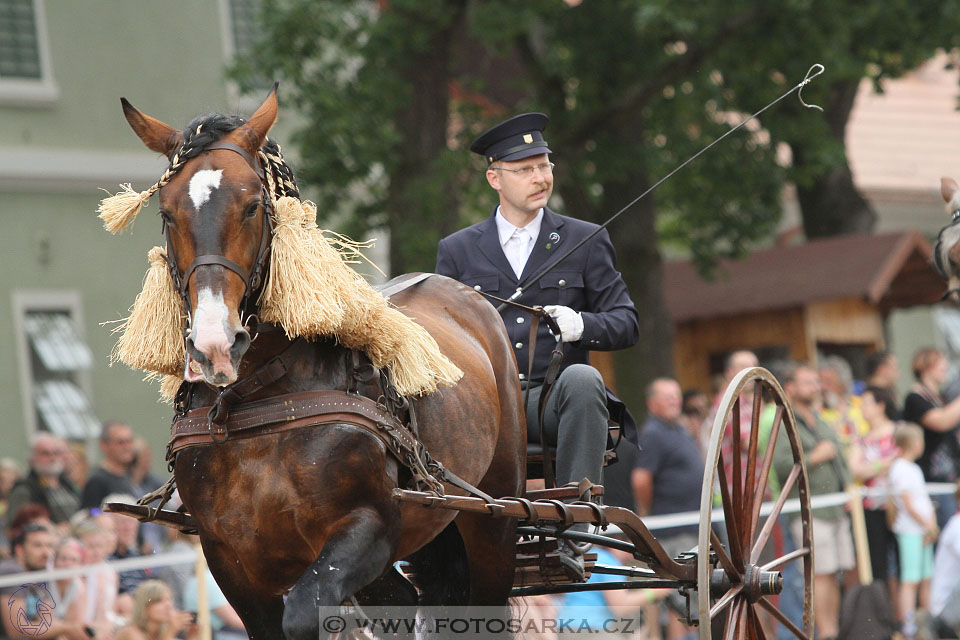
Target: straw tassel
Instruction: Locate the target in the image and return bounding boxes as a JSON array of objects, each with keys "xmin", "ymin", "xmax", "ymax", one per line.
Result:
[
  {"xmin": 259, "ymin": 197, "xmax": 347, "ymax": 335},
  {"xmin": 260, "ymin": 196, "xmax": 462, "ymax": 395},
  {"xmin": 98, "ymin": 183, "xmax": 153, "ymax": 234},
  {"xmin": 110, "ymin": 246, "xmax": 184, "ymax": 376}
]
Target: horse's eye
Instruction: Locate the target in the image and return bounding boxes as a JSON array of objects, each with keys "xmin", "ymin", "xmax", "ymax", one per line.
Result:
[
  {"xmin": 244, "ymin": 201, "xmax": 261, "ymax": 219},
  {"xmin": 158, "ymin": 209, "xmax": 173, "ymax": 226}
]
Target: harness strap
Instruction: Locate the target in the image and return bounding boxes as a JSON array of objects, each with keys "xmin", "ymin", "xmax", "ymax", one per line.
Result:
[
  {"xmin": 207, "ymin": 337, "xmax": 313, "ymax": 430},
  {"xmin": 182, "ymin": 255, "xmax": 250, "ymax": 292},
  {"xmin": 204, "ymin": 141, "xmax": 265, "ymax": 179}
]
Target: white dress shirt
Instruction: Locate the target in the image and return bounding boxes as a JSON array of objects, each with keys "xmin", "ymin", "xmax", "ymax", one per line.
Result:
[{"xmin": 495, "ymin": 207, "xmax": 543, "ymax": 279}]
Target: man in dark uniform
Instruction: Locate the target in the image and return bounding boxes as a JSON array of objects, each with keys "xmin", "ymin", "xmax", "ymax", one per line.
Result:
[{"xmin": 436, "ymin": 112, "xmax": 639, "ymax": 579}]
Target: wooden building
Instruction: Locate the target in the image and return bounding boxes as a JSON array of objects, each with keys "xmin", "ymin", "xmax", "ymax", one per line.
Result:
[{"xmin": 663, "ymin": 232, "xmax": 945, "ymax": 392}]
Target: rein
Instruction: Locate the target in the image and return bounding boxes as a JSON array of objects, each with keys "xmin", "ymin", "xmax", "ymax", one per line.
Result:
[{"xmin": 480, "ymin": 291, "xmax": 565, "ymax": 488}]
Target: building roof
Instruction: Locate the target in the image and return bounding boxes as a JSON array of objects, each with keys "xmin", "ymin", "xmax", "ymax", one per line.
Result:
[{"xmin": 663, "ymin": 232, "xmax": 942, "ymax": 323}]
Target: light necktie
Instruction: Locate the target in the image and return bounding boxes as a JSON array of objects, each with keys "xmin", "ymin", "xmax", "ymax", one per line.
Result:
[{"xmin": 506, "ymin": 229, "xmax": 529, "ymax": 279}]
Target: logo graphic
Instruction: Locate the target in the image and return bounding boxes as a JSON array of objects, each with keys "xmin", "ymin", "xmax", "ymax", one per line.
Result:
[
  {"xmin": 548, "ymin": 232, "xmax": 560, "ymax": 243},
  {"xmin": 7, "ymin": 583, "xmax": 56, "ymax": 637}
]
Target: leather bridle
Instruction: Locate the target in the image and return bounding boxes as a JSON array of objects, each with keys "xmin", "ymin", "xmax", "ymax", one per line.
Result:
[{"xmin": 161, "ymin": 140, "xmax": 275, "ymax": 330}]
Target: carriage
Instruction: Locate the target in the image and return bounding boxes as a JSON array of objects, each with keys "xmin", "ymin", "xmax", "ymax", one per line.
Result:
[{"xmin": 100, "ymin": 87, "xmax": 817, "ymax": 640}]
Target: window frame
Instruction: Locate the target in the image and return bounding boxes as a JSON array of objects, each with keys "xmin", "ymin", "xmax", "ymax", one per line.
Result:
[
  {"xmin": 0, "ymin": 0, "xmax": 59, "ymax": 107},
  {"xmin": 12, "ymin": 289, "xmax": 94, "ymax": 441}
]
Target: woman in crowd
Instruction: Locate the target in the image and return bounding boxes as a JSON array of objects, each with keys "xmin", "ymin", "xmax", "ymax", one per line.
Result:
[
  {"xmin": 115, "ymin": 580, "xmax": 196, "ymax": 640},
  {"xmin": 902, "ymin": 348, "xmax": 960, "ymax": 529},
  {"xmin": 849, "ymin": 386, "xmax": 900, "ymax": 588},
  {"xmin": 50, "ymin": 537, "xmax": 89, "ymax": 626}
]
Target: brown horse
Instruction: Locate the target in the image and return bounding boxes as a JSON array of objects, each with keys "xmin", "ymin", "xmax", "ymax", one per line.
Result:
[{"xmin": 117, "ymin": 89, "xmax": 525, "ymax": 639}]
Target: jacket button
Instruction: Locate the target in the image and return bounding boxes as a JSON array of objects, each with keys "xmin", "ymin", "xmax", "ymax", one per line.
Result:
[
  {"xmin": 558, "ymin": 279, "xmax": 566, "ymax": 287},
  {"xmin": 515, "ymin": 342, "xmax": 523, "ymax": 349},
  {"xmin": 519, "ymin": 373, "xmax": 526, "ymax": 380},
  {"xmin": 473, "ymin": 284, "xmax": 482, "ymax": 290},
  {"xmin": 517, "ymin": 317, "xmax": 524, "ymax": 324}
]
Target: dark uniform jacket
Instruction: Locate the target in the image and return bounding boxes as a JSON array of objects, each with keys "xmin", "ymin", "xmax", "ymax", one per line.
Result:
[{"xmin": 436, "ymin": 206, "xmax": 640, "ymax": 437}]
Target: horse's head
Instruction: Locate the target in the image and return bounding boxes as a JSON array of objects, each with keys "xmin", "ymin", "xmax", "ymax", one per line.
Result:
[
  {"xmin": 121, "ymin": 90, "xmax": 280, "ymax": 386},
  {"xmin": 938, "ymin": 177, "xmax": 960, "ymax": 303}
]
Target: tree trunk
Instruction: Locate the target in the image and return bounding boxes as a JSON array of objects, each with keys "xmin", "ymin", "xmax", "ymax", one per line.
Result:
[
  {"xmin": 794, "ymin": 78, "xmax": 877, "ymax": 238},
  {"xmin": 385, "ymin": 2, "xmax": 468, "ymax": 275}
]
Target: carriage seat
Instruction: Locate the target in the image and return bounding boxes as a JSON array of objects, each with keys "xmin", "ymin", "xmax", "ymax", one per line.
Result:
[{"xmin": 525, "ymin": 423, "xmax": 622, "ymax": 481}]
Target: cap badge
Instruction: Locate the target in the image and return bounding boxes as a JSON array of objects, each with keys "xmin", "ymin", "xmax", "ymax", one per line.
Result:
[{"xmin": 523, "ymin": 134, "xmax": 533, "ymax": 143}]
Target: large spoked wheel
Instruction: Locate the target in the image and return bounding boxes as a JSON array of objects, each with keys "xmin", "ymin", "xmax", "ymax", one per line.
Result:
[{"xmin": 697, "ymin": 367, "xmax": 814, "ymax": 639}]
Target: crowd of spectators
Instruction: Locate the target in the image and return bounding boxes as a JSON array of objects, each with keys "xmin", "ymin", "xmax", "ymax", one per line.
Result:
[
  {"xmin": 0, "ymin": 423, "xmax": 245, "ymax": 640},
  {"xmin": 8, "ymin": 347, "xmax": 960, "ymax": 639},
  {"xmin": 584, "ymin": 348, "xmax": 960, "ymax": 640}
]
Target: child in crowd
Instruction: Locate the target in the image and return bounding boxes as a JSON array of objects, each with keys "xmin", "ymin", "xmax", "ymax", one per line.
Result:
[{"xmin": 889, "ymin": 423, "xmax": 938, "ymax": 639}]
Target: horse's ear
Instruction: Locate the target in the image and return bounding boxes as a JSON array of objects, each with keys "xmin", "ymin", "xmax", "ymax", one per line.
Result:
[
  {"xmin": 237, "ymin": 83, "xmax": 279, "ymax": 154},
  {"xmin": 942, "ymin": 177, "xmax": 960, "ymax": 206},
  {"xmin": 121, "ymin": 98, "xmax": 184, "ymax": 157}
]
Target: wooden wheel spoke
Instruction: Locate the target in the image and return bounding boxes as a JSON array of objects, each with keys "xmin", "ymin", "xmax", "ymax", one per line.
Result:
[
  {"xmin": 710, "ymin": 529, "xmax": 741, "ymax": 579},
  {"xmin": 709, "ymin": 584, "xmax": 743, "ymax": 619},
  {"xmin": 760, "ymin": 546, "xmax": 810, "ymax": 571},
  {"xmin": 749, "ymin": 603, "xmax": 769, "ymax": 640},
  {"xmin": 758, "ymin": 597, "xmax": 811, "ymax": 640},
  {"xmin": 750, "ymin": 405, "xmax": 783, "ymax": 541},
  {"xmin": 723, "ymin": 598, "xmax": 743, "ymax": 640},
  {"xmin": 731, "ymin": 399, "xmax": 743, "ymax": 530},
  {"xmin": 740, "ymin": 382, "xmax": 764, "ymax": 548},
  {"xmin": 750, "ymin": 463, "xmax": 799, "ymax": 564},
  {"xmin": 716, "ymin": 454, "xmax": 745, "ymax": 570}
]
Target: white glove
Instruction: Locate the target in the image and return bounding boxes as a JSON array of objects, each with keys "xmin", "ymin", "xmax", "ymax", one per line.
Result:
[{"xmin": 543, "ymin": 305, "xmax": 584, "ymax": 342}]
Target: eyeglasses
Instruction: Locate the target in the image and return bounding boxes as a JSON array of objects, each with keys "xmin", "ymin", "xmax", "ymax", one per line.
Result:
[{"xmin": 492, "ymin": 162, "xmax": 555, "ymax": 177}]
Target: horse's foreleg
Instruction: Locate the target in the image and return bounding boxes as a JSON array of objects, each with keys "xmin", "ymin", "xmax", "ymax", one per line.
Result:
[
  {"xmin": 201, "ymin": 539, "xmax": 286, "ymax": 640},
  {"xmin": 282, "ymin": 508, "xmax": 396, "ymax": 640}
]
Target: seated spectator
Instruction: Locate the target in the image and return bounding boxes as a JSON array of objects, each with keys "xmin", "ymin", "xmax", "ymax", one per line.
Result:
[
  {"xmin": 7, "ymin": 502, "xmax": 55, "ymax": 542},
  {"xmin": 553, "ymin": 545, "xmax": 660, "ymax": 636},
  {"xmin": 115, "ymin": 580, "xmax": 197, "ymax": 640},
  {"xmin": 931, "ymin": 482, "xmax": 960, "ymax": 638},
  {"xmin": 0, "ymin": 523, "xmax": 96, "ymax": 640},
  {"xmin": 81, "ymin": 422, "xmax": 137, "ymax": 511},
  {"xmin": 50, "ymin": 537, "xmax": 89, "ymax": 627},
  {"xmin": 184, "ymin": 567, "xmax": 246, "ymax": 639},
  {"xmin": 104, "ymin": 494, "xmax": 150, "ymax": 597},
  {"xmin": 0, "ymin": 457, "xmax": 23, "ymax": 557},
  {"xmin": 902, "ymin": 347, "xmax": 960, "ymax": 530},
  {"xmin": 6, "ymin": 434, "xmax": 81, "ymax": 530},
  {"xmin": 73, "ymin": 516, "xmax": 121, "ymax": 629}
]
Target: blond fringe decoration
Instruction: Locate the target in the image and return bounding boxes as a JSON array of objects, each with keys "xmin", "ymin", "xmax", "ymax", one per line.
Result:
[
  {"xmin": 261, "ymin": 196, "xmax": 462, "ymax": 396},
  {"xmin": 98, "ymin": 183, "xmax": 156, "ymax": 234},
  {"xmin": 110, "ymin": 246, "xmax": 184, "ymax": 377},
  {"xmin": 159, "ymin": 374, "xmax": 183, "ymax": 403}
]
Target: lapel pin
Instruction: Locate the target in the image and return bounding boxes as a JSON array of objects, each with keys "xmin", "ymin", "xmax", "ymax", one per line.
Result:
[{"xmin": 549, "ymin": 232, "xmax": 560, "ymax": 243}]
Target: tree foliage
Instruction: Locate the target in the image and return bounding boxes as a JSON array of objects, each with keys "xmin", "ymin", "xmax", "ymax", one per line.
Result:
[{"xmin": 234, "ymin": 0, "xmax": 960, "ymax": 401}]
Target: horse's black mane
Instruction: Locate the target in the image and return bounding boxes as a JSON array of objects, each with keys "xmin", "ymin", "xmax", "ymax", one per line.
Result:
[{"xmin": 175, "ymin": 112, "xmax": 299, "ymax": 198}]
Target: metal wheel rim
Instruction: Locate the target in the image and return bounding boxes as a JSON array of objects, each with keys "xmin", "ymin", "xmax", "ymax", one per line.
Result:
[{"xmin": 697, "ymin": 366, "xmax": 815, "ymax": 640}]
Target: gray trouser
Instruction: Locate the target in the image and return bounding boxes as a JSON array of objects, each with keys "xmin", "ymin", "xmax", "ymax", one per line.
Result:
[{"xmin": 523, "ymin": 363, "xmax": 609, "ymax": 488}]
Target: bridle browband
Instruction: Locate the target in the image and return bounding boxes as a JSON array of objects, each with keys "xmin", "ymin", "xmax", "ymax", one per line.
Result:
[{"xmin": 161, "ymin": 140, "xmax": 276, "ymax": 330}]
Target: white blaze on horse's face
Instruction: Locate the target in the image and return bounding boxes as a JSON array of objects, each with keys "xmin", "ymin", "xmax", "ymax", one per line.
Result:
[
  {"xmin": 188, "ymin": 288, "xmax": 237, "ymax": 385},
  {"xmin": 188, "ymin": 169, "xmax": 223, "ymax": 211}
]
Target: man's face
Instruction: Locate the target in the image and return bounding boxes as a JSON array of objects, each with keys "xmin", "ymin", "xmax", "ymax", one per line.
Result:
[
  {"xmin": 647, "ymin": 380, "xmax": 683, "ymax": 423},
  {"xmin": 725, "ymin": 351, "xmax": 758, "ymax": 382},
  {"xmin": 101, "ymin": 424, "xmax": 135, "ymax": 467},
  {"xmin": 486, "ymin": 153, "xmax": 554, "ymax": 218},
  {"xmin": 15, "ymin": 529, "xmax": 55, "ymax": 571},
  {"xmin": 30, "ymin": 437, "xmax": 66, "ymax": 477},
  {"xmin": 787, "ymin": 367, "xmax": 820, "ymax": 407}
]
